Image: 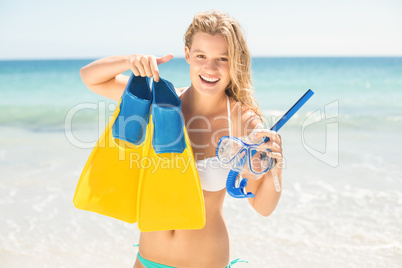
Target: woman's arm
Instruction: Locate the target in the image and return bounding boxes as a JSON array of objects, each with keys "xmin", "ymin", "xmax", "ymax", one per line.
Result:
[
  {"xmin": 246, "ymin": 163, "xmax": 283, "ymax": 217},
  {"xmin": 80, "ymin": 55, "xmax": 133, "ymax": 101},
  {"xmin": 80, "ymin": 54, "xmax": 173, "ymax": 101},
  {"xmin": 239, "ymin": 111, "xmax": 284, "ymax": 217}
]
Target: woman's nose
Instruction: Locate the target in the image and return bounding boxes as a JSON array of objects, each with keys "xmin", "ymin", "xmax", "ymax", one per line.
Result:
[{"xmin": 205, "ymin": 59, "xmax": 218, "ymax": 70}]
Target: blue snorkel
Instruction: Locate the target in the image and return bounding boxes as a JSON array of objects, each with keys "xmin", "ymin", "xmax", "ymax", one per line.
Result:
[{"xmin": 218, "ymin": 89, "xmax": 315, "ymax": 198}]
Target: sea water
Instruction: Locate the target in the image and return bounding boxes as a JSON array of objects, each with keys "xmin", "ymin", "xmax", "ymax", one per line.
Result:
[{"xmin": 0, "ymin": 58, "xmax": 401, "ymax": 267}]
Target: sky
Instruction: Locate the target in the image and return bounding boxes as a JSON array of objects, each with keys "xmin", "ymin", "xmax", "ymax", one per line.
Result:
[{"xmin": 0, "ymin": 0, "xmax": 402, "ymax": 59}]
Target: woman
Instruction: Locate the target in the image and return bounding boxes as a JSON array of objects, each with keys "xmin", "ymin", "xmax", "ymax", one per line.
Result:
[{"xmin": 80, "ymin": 10, "xmax": 283, "ymax": 268}]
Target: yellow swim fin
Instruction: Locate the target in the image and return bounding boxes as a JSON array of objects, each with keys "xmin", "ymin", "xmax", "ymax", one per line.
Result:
[
  {"xmin": 137, "ymin": 78, "xmax": 205, "ymax": 232},
  {"xmin": 73, "ymin": 74, "xmax": 152, "ymax": 223}
]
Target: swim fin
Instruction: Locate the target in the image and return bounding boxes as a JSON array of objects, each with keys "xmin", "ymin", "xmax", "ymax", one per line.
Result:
[
  {"xmin": 136, "ymin": 77, "xmax": 205, "ymax": 232},
  {"xmin": 73, "ymin": 74, "xmax": 152, "ymax": 223}
]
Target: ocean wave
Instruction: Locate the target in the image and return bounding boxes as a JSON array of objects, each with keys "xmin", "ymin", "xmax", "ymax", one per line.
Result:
[
  {"xmin": 0, "ymin": 103, "xmax": 111, "ymax": 132},
  {"xmin": 261, "ymin": 108, "xmax": 402, "ymax": 131},
  {"xmin": 1, "ymin": 102, "xmax": 400, "ymax": 134}
]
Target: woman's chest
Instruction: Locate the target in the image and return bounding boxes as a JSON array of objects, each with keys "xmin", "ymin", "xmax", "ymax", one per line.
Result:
[{"xmin": 185, "ymin": 116, "xmax": 230, "ymax": 160}]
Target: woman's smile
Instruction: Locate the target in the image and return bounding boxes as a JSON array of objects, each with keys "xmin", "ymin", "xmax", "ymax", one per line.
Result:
[{"xmin": 199, "ymin": 74, "xmax": 221, "ymax": 86}]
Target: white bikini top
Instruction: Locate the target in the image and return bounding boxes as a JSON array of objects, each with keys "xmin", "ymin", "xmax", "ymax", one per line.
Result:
[{"xmin": 195, "ymin": 96, "xmax": 232, "ymax": 192}]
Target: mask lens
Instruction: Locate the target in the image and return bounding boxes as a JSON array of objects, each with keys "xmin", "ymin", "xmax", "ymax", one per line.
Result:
[
  {"xmin": 217, "ymin": 137, "xmax": 244, "ymax": 164},
  {"xmin": 249, "ymin": 148, "xmax": 272, "ymax": 174}
]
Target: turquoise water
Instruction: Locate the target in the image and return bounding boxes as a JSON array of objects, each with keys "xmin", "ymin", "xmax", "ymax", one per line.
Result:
[
  {"xmin": 1, "ymin": 58, "xmax": 401, "ymax": 130},
  {"xmin": 1, "ymin": 58, "xmax": 402, "ymax": 267}
]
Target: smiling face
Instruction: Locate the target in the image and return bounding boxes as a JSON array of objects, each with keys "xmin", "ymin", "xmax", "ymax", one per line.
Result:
[{"xmin": 185, "ymin": 32, "xmax": 230, "ymax": 96}]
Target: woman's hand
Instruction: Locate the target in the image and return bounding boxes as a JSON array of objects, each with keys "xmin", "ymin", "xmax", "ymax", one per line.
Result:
[
  {"xmin": 80, "ymin": 54, "xmax": 173, "ymax": 101},
  {"xmin": 252, "ymin": 129, "xmax": 283, "ymax": 166},
  {"xmin": 128, "ymin": 54, "xmax": 174, "ymax": 82},
  {"xmin": 251, "ymin": 129, "xmax": 283, "ymax": 193},
  {"xmin": 246, "ymin": 129, "xmax": 284, "ymax": 215}
]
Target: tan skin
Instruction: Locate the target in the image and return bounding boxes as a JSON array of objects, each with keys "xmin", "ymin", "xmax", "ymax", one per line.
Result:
[{"xmin": 80, "ymin": 32, "xmax": 283, "ymax": 268}]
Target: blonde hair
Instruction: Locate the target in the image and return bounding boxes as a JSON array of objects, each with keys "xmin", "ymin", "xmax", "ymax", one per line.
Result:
[{"xmin": 184, "ymin": 10, "xmax": 263, "ymax": 121}]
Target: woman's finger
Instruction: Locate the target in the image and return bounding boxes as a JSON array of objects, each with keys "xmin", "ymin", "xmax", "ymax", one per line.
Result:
[
  {"xmin": 128, "ymin": 55, "xmax": 147, "ymax": 77},
  {"xmin": 141, "ymin": 56, "xmax": 153, "ymax": 78},
  {"xmin": 156, "ymin": 54, "xmax": 174, "ymax": 65},
  {"xmin": 134, "ymin": 59, "xmax": 147, "ymax": 77},
  {"xmin": 253, "ymin": 130, "xmax": 281, "ymax": 144},
  {"xmin": 130, "ymin": 65, "xmax": 140, "ymax": 77},
  {"xmin": 150, "ymin": 56, "xmax": 160, "ymax": 82},
  {"xmin": 267, "ymin": 150, "xmax": 283, "ymax": 160},
  {"xmin": 259, "ymin": 141, "xmax": 281, "ymax": 152}
]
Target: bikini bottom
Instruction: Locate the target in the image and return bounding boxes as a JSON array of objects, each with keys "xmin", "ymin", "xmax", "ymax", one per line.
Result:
[{"xmin": 137, "ymin": 253, "xmax": 247, "ymax": 268}]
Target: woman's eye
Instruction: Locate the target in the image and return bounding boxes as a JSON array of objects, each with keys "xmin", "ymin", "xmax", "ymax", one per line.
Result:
[{"xmin": 219, "ymin": 57, "xmax": 228, "ymax": 62}]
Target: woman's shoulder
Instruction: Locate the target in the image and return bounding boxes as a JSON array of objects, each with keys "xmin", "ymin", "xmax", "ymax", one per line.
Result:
[{"xmin": 230, "ymin": 99, "xmax": 263, "ymax": 137}]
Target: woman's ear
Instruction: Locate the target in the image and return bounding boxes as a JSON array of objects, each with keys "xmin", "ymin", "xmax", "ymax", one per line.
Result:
[{"xmin": 184, "ymin": 46, "xmax": 190, "ymax": 63}]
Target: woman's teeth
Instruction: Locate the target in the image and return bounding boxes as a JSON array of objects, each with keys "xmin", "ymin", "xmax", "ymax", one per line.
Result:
[{"xmin": 200, "ymin": 75, "xmax": 220, "ymax": 83}]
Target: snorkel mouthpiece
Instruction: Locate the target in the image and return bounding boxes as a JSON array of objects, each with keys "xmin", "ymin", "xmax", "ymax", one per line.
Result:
[
  {"xmin": 226, "ymin": 170, "xmax": 255, "ymax": 198},
  {"xmin": 225, "ymin": 151, "xmax": 255, "ymax": 198}
]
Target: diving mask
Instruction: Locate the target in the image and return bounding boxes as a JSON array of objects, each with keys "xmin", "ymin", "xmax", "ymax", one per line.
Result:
[{"xmin": 217, "ymin": 135, "xmax": 275, "ymax": 175}]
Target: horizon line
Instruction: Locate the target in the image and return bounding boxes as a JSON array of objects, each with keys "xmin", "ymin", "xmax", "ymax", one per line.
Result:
[{"xmin": 1, "ymin": 55, "xmax": 402, "ymax": 61}]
